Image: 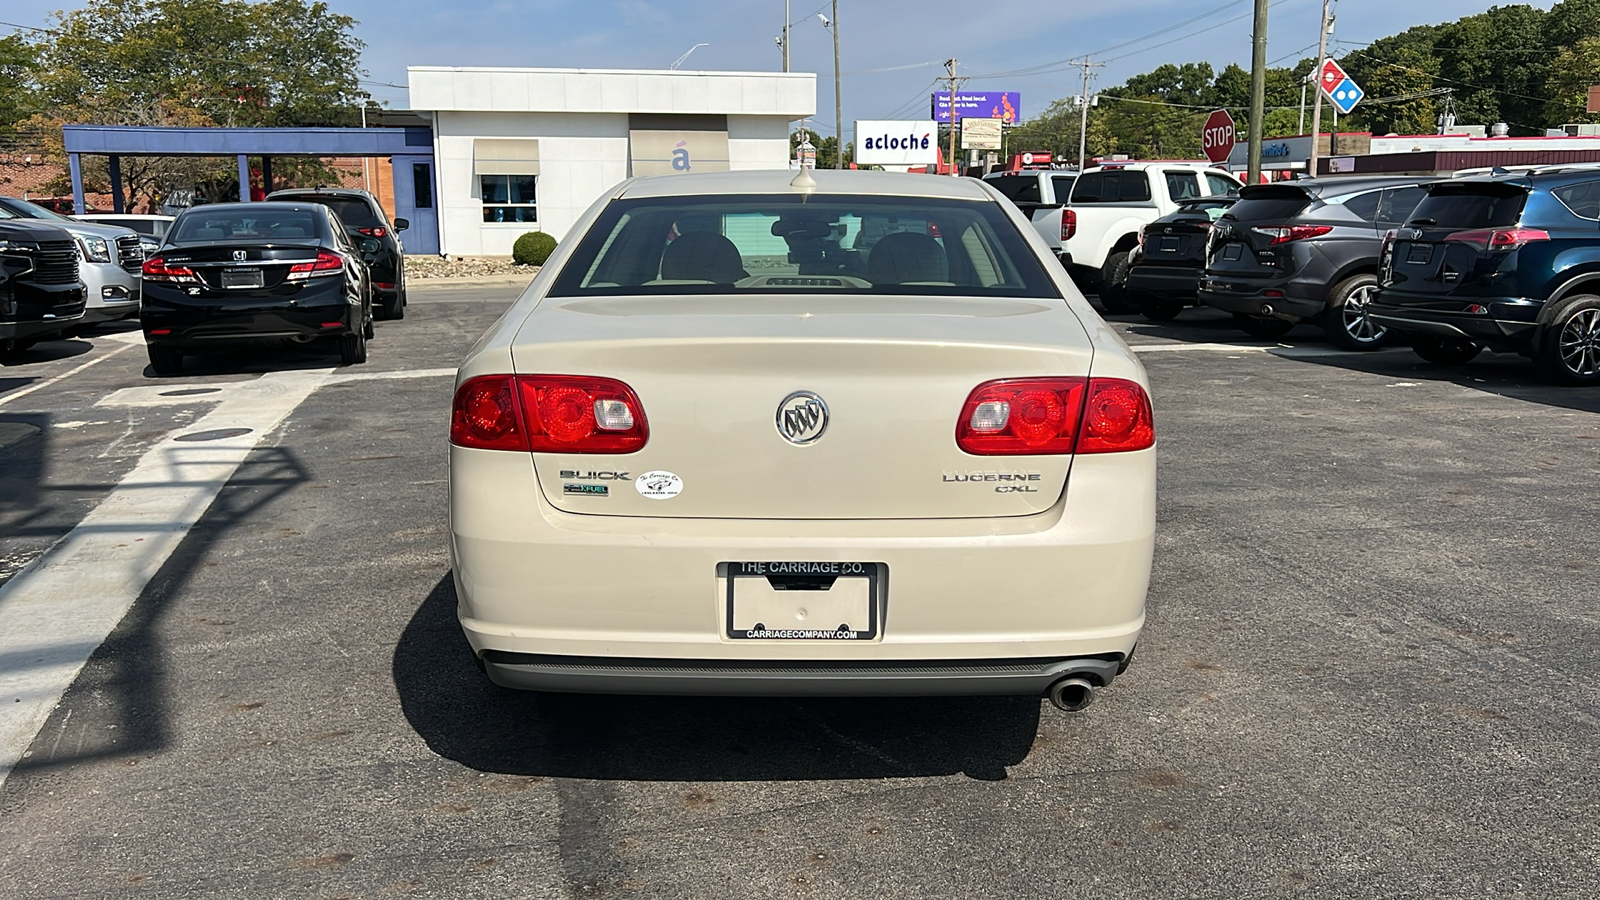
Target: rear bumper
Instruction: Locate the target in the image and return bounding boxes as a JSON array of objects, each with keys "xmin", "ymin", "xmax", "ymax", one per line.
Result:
[
  {"xmin": 483, "ymin": 653, "xmax": 1125, "ymax": 695},
  {"xmin": 450, "ymin": 445, "xmax": 1153, "ymax": 696},
  {"xmin": 1196, "ymin": 273, "xmax": 1326, "ymax": 320},
  {"xmin": 1126, "ymin": 264, "xmax": 1201, "ymax": 299},
  {"xmin": 1368, "ymin": 293, "xmax": 1541, "ymax": 347},
  {"xmin": 142, "ymin": 282, "xmax": 356, "ymax": 348}
]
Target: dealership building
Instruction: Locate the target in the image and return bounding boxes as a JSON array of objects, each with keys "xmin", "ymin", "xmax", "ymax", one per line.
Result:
[{"xmin": 406, "ymin": 67, "xmax": 816, "ymax": 256}]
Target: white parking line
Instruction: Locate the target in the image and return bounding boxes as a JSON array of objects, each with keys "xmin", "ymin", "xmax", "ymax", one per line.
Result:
[
  {"xmin": 0, "ymin": 369, "xmax": 331, "ymax": 789},
  {"xmin": 0, "ymin": 343, "xmax": 131, "ymax": 410},
  {"xmin": 0, "ymin": 363, "xmax": 462, "ymax": 788}
]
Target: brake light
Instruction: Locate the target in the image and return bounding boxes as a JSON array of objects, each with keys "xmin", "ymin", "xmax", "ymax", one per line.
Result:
[
  {"xmin": 287, "ymin": 250, "xmax": 345, "ymax": 281},
  {"xmin": 1250, "ymin": 225, "xmax": 1333, "ymax": 245},
  {"xmin": 1444, "ymin": 228, "xmax": 1550, "ymax": 251},
  {"xmin": 955, "ymin": 377, "xmax": 1154, "ymax": 455},
  {"xmin": 141, "ymin": 255, "xmax": 198, "ymax": 284},
  {"xmin": 450, "ymin": 375, "xmax": 648, "ymax": 453},
  {"xmin": 1062, "ymin": 209, "xmax": 1077, "ymax": 241},
  {"xmin": 357, "ymin": 227, "xmax": 388, "ymax": 238}
]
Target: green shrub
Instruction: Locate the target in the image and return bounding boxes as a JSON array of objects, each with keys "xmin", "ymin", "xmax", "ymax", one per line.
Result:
[{"xmin": 512, "ymin": 231, "xmax": 557, "ymax": 266}]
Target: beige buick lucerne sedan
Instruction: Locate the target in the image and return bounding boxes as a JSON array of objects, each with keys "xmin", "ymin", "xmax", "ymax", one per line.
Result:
[{"xmin": 448, "ymin": 169, "xmax": 1154, "ymax": 712}]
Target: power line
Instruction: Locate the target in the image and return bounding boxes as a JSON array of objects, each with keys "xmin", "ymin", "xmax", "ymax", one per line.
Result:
[{"xmin": 963, "ymin": 0, "xmax": 1253, "ymax": 81}]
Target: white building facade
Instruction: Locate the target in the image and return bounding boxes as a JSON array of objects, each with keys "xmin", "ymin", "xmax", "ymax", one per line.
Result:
[{"xmin": 408, "ymin": 67, "xmax": 816, "ymax": 256}]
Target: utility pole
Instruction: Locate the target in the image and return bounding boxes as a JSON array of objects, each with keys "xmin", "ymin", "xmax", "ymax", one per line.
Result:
[
  {"xmin": 1247, "ymin": 0, "xmax": 1269, "ymax": 183},
  {"xmin": 946, "ymin": 58, "xmax": 960, "ymax": 176},
  {"xmin": 783, "ymin": 0, "xmax": 791, "ymax": 72},
  {"xmin": 832, "ymin": 0, "xmax": 843, "ymax": 168},
  {"xmin": 1308, "ymin": 0, "xmax": 1332, "ymax": 178},
  {"xmin": 1071, "ymin": 57, "xmax": 1104, "ymax": 172}
]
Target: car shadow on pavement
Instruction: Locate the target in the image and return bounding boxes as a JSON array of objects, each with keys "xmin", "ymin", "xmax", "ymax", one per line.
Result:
[
  {"xmin": 144, "ymin": 344, "xmax": 351, "ymax": 379},
  {"xmin": 1278, "ymin": 346, "xmax": 1600, "ymax": 415},
  {"xmin": 1, "ymin": 337, "xmax": 93, "ymax": 366},
  {"xmin": 394, "ymin": 573, "xmax": 1042, "ymax": 782}
]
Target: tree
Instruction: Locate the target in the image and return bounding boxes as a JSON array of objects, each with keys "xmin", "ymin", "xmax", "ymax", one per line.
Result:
[
  {"xmin": 1544, "ymin": 37, "xmax": 1600, "ymax": 126},
  {"xmin": 36, "ymin": 0, "xmax": 368, "ymax": 128},
  {"xmin": 0, "ymin": 35, "xmax": 40, "ymax": 132}
]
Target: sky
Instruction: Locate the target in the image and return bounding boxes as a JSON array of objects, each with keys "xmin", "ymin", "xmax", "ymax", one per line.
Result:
[{"xmin": 1, "ymin": 0, "xmax": 1560, "ymax": 139}]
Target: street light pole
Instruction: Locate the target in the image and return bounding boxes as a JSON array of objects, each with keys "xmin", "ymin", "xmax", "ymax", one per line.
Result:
[{"xmin": 832, "ymin": 0, "xmax": 842, "ymax": 168}]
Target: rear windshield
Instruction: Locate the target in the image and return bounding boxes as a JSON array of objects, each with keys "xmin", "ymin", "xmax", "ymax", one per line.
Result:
[
  {"xmin": 1220, "ymin": 189, "xmax": 1310, "ymax": 223},
  {"xmin": 172, "ymin": 209, "xmax": 323, "ymax": 241},
  {"xmin": 287, "ymin": 196, "xmax": 383, "ymax": 228},
  {"xmin": 985, "ymin": 175, "xmax": 1044, "ymax": 203},
  {"xmin": 1071, "ymin": 170, "xmax": 1153, "ymax": 204},
  {"xmin": 1408, "ymin": 184, "xmax": 1526, "ymax": 228},
  {"xmin": 548, "ymin": 194, "xmax": 1061, "ymax": 299}
]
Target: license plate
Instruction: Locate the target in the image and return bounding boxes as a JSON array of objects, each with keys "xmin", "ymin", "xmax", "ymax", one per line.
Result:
[
  {"xmin": 1159, "ymin": 236, "xmax": 1180, "ymax": 253},
  {"xmin": 1405, "ymin": 245, "xmax": 1433, "ymax": 265},
  {"xmin": 221, "ymin": 268, "xmax": 264, "ymax": 289},
  {"xmin": 1222, "ymin": 244, "xmax": 1242, "ymax": 260},
  {"xmin": 725, "ymin": 562, "xmax": 881, "ymax": 640}
]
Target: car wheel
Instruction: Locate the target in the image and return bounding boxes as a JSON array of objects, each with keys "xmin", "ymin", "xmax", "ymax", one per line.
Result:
[
  {"xmin": 364, "ymin": 315, "xmax": 376, "ymax": 340},
  {"xmin": 383, "ymin": 290, "xmax": 405, "ymax": 320},
  {"xmin": 0, "ymin": 338, "xmax": 37, "ymax": 359},
  {"xmin": 1322, "ymin": 274, "xmax": 1390, "ymax": 351},
  {"xmin": 1534, "ymin": 294, "xmax": 1600, "ymax": 385},
  {"xmin": 147, "ymin": 343, "xmax": 183, "ymax": 375},
  {"xmin": 1411, "ymin": 336, "xmax": 1483, "ymax": 366},
  {"xmin": 338, "ymin": 330, "xmax": 368, "ymax": 366},
  {"xmin": 1098, "ymin": 251, "xmax": 1137, "ymax": 315},
  {"xmin": 1232, "ymin": 313, "xmax": 1295, "ymax": 340},
  {"xmin": 1138, "ymin": 296, "xmax": 1184, "ymax": 322}
]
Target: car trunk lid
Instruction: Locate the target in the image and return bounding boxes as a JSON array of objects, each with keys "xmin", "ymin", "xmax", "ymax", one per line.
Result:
[
  {"xmin": 1206, "ymin": 185, "xmax": 1315, "ymax": 277},
  {"xmin": 1382, "ymin": 182, "xmax": 1530, "ymax": 296},
  {"xmin": 159, "ymin": 242, "xmax": 327, "ymax": 293},
  {"xmin": 512, "ymin": 294, "xmax": 1096, "ymax": 519}
]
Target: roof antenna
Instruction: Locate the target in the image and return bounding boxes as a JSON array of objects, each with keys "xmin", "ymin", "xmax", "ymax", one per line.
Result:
[{"xmin": 791, "ymin": 167, "xmax": 817, "ymax": 190}]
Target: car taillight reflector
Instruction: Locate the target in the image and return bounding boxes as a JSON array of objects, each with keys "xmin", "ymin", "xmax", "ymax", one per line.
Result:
[
  {"xmin": 956, "ymin": 377, "xmax": 1153, "ymax": 455},
  {"xmin": 1250, "ymin": 224, "xmax": 1333, "ymax": 245},
  {"xmin": 450, "ymin": 374, "xmax": 648, "ymax": 453},
  {"xmin": 288, "ymin": 250, "xmax": 345, "ymax": 281},
  {"xmin": 1444, "ymin": 228, "xmax": 1550, "ymax": 251},
  {"xmin": 1076, "ymin": 378, "xmax": 1155, "ymax": 454},
  {"xmin": 141, "ymin": 256, "xmax": 198, "ymax": 283},
  {"xmin": 1062, "ymin": 209, "xmax": 1077, "ymax": 241},
  {"xmin": 357, "ymin": 227, "xmax": 388, "ymax": 238}
]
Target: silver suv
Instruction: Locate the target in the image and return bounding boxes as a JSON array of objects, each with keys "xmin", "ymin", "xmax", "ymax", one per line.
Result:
[{"xmin": 0, "ymin": 197, "xmax": 143, "ymax": 326}]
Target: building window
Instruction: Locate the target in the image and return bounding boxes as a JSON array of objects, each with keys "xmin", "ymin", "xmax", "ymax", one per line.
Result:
[
  {"xmin": 482, "ymin": 174, "xmax": 536, "ymax": 223},
  {"xmin": 413, "ymin": 163, "xmax": 434, "ymax": 209}
]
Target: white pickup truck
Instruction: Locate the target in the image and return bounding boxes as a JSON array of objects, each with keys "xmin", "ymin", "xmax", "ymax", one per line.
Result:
[
  {"xmin": 982, "ymin": 169, "xmax": 1078, "ymax": 263},
  {"xmin": 1062, "ymin": 162, "xmax": 1241, "ymax": 312}
]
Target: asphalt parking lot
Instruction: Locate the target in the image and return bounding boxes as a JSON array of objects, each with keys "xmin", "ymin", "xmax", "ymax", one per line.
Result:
[{"xmin": 2, "ymin": 279, "xmax": 1598, "ymax": 899}]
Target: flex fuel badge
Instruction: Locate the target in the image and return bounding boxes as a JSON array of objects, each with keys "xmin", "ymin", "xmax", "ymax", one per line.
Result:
[{"xmin": 635, "ymin": 470, "xmax": 683, "ymax": 500}]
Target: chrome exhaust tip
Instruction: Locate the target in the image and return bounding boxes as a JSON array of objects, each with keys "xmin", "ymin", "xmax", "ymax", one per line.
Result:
[
  {"xmin": 1047, "ymin": 676, "xmax": 1097, "ymax": 712},
  {"xmin": 1260, "ymin": 303, "xmax": 1275, "ymax": 317}
]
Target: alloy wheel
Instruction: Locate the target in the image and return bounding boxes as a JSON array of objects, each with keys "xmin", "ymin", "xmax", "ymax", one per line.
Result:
[
  {"xmin": 1558, "ymin": 307, "xmax": 1600, "ymax": 377},
  {"xmin": 1341, "ymin": 284, "xmax": 1387, "ymax": 344}
]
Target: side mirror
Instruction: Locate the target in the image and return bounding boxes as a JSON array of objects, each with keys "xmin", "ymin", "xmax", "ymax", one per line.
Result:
[
  {"xmin": 360, "ymin": 237, "xmax": 380, "ymax": 254},
  {"xmin": 393, "ymin": 217, "xmax": 409, "ymax": 232}
]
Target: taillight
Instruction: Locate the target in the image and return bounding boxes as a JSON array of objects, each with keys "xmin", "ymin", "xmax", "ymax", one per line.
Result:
[
  {"xmin": 450, "ymin": 374, "xmax": 648, "ymax": 453},
  {"xmin": 955, "ymin": 377, "xmax": 1153, "ymax": 455},
  {"xmin": 141, "ymin": 255, "xmax": 198, "ymax": 284},
  {"xmin": 287, "ymin": 250, "xmax": 346, "ymax": 281},
  {"xmin": 1062, "ymin": 209, "xmax": 1077, "ymax": 241},
  {"xmin": 1250, "ymin": 225, "xmax": 1333, "ymax": 245},
  {"xmin": 357, "ymin": 227, "xmax": 388, "ymax": 238},
  {"xmin": 1444, "ymin": 228, "xmax": 1550, "ymax": 251}
]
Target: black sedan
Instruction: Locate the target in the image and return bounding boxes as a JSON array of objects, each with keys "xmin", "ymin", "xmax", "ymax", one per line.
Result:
[
  {"xmin": 141, "ymin": 202, "xmax": 376, "ymax": 375},
  {"xmin": 1123, "ymin": 197, "xmax": 1236, "ymax": 321}
]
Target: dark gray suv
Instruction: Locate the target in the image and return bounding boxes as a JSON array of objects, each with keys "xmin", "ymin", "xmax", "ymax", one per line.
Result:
[{"xmin": 1197, "ymin": 177, "xmax": 1438, "ymax": 349}]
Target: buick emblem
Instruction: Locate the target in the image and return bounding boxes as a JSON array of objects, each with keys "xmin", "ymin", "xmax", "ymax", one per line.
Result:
[
  {"xmin": 776, "ymin": 391, "xmax": 829, "ymax": 445},
  {"xmin": 232, "ymin": 249, "xmax": 247, "ymax": 261}
]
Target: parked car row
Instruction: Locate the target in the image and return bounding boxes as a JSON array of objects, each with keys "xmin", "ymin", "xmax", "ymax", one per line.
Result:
[{"xmin": 0, "ymin": 188, "xmax": 409, "ymax": 373}]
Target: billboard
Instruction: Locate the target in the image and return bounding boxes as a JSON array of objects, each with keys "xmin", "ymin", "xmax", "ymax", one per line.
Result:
[
  {"xmin": 854, "ymin": 120, "xmax": 939, "ymax": 166},
  {"xmin": 932, "ymin": 91, "xmax": 1021, "ymax": 124}
]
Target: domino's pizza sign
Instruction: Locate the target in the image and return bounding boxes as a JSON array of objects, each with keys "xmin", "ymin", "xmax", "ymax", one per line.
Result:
[{"xmin": 1319, "ymin": 58, "xmax": 1364, "ymax": 116}]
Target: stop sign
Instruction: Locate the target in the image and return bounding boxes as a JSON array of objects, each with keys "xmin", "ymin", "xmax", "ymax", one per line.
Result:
[{"xmin": 1202, "ymin": 109, "xmax": 1236, "ymax": 164}]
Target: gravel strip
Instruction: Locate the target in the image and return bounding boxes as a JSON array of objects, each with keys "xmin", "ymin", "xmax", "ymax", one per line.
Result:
[{"xmin": 406, "ymin": 255, "xmax": 539, "ymax": 279}]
